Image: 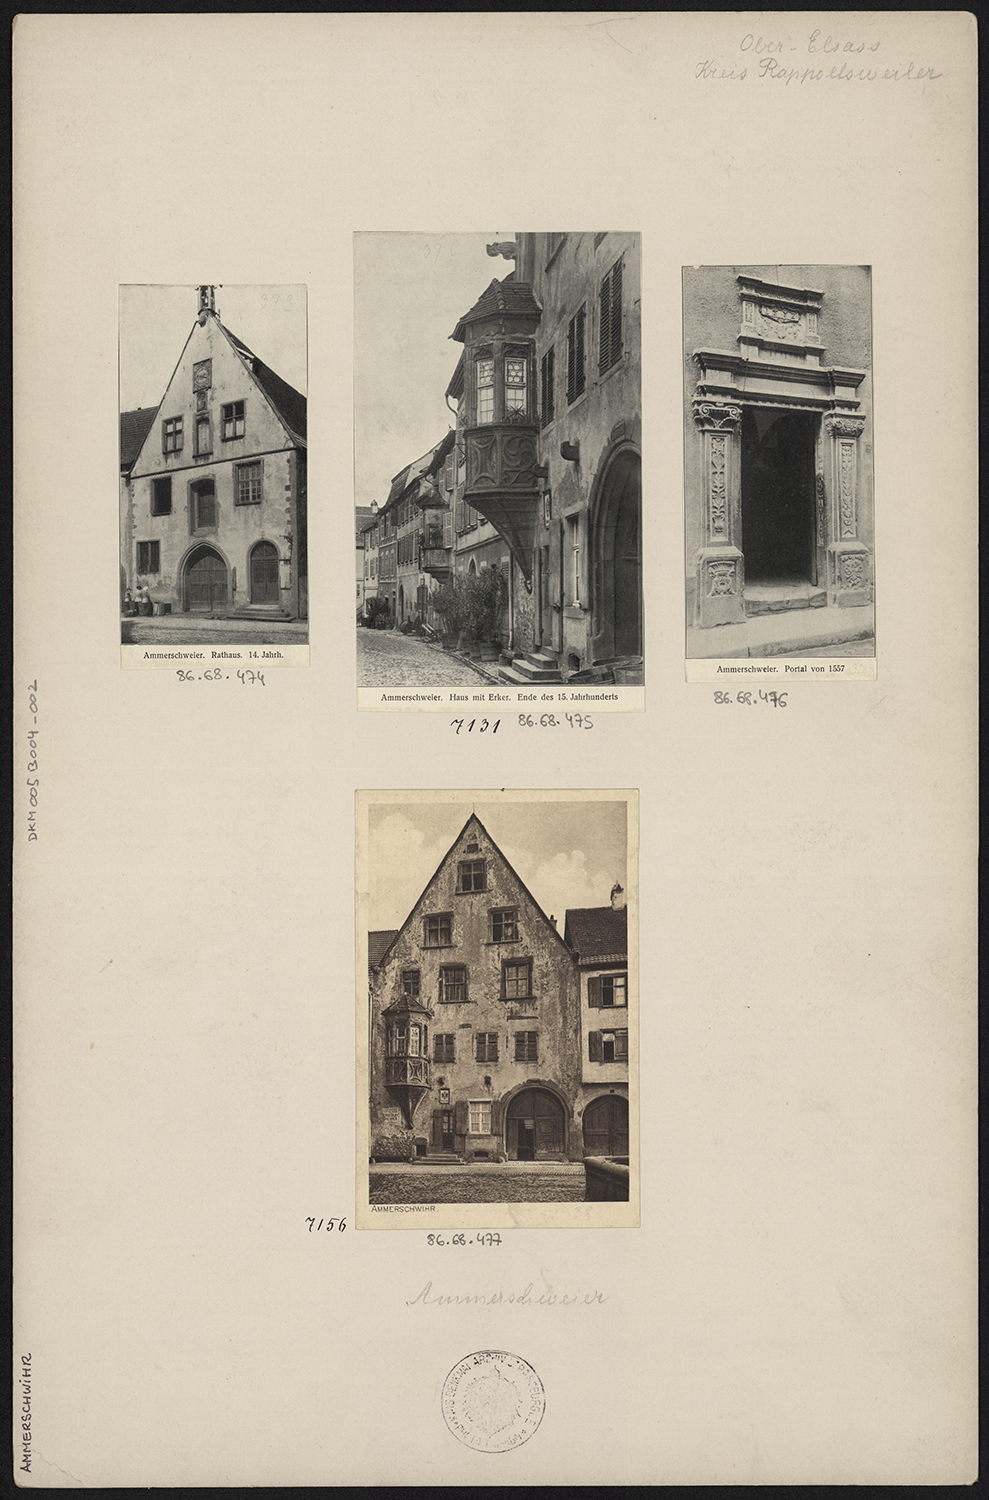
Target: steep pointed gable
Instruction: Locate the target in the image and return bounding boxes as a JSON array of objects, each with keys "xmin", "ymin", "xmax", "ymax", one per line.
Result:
[
  {"xmin": 375, "ymin": 813, "xmax": 569, "ymax": 968},
  {"xmin": 128, "ymin": 311, "xmax": 305, "ymax": 478}
]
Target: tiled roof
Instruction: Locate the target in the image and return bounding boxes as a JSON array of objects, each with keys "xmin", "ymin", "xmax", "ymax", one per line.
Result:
[
  {"xmin": 355, "ymin": 505, "xmax": 376, "ymax": 541},
  {"xmin": 385, "ymin": 430, "xmax": 456, "ymax": 509},
  {"xmin": 563, "ymin": 906, "xmax": 627, "ymax": 960},
  {"xmin": 224, "ymin": 326, "xmax": 307, "ymax": 443},
  {"xmin": 450, "ymin": 276, "xmax": 541, "ymax": 341},
  {"xmin": 119, "ymin": 407, "xmax": 157, "ymax": 470},
  {"xmin": 368, "ymin": 930, "xmax": 399, "ymax": 968}
]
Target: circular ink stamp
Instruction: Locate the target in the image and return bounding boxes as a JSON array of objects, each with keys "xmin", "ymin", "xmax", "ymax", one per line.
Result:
[{"xmin": 441, "ymin": 1350, "xmax": 545, "ymax": 1454}]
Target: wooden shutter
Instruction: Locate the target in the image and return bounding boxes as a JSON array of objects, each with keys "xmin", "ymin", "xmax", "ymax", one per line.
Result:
[
  {"xmin": 610, "ymin": 257, "xmax": 623, "ymax": 367},
  {"xmin": 599, "ymin": 274, "xmax": 611, "ymax": 375},
  {"xmin": 575, "ymin": 305, "xmax": 586, "ymax": 397},
  {"xmin": 588, "ymin": 1030, "xmax": 602, "ymax": 1062},
  {"xmin": 454, "ymin": 1099, "xmax": 469, "ymax": 1134},
  {"xmin": 431, "ymin": 1109, "xmax": 443, "ymax": 1147},
  {"xmin": 587, "ymin": 976, "xmax": 602, "ymax": 1008}
]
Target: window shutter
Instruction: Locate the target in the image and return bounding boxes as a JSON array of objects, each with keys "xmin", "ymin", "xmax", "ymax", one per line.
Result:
[
  {"xmin": 611, "ymin": 257, "xmax": 623, "ymax": 367},
  {"xmin": 566, "ymin": 316, "xmax": 576, "ymax": 403},
  {"xmin": 588, "ymin": 976, "xmax": 602, "ymax": 1008},
  {"xmin": 599, "ymin": 274, "xmax": 611, "ymax": 375},
  {"xmin": 454, "ymin": 1099, "xmax": 469, "ymax": 1134},
  {"xmin": 575, "ymin": 305, "xmax": 586, "ymax": 396},
  {"xmin": 588, "ymin": 1030, "xmax": 603, "ymax": 1062}
]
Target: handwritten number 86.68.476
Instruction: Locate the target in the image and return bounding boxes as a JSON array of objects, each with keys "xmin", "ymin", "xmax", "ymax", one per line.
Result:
[{"xmin": 714, "ymin": 690, "xmax": 787, "ymax": 708}]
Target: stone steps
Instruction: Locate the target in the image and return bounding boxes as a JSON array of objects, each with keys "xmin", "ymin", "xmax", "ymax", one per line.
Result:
[{"xmin": 498, "ymin": 650, "xmax": 563, "ymax": 685}]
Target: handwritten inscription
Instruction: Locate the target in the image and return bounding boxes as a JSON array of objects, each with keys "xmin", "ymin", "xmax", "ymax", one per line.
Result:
[
  {"xmin": 407, "ymin": 1280, "xmax": 606, "ymax": 1308},
  {"xmin": 26, "ymin": 681, "xmax": 39, "ymax": 842},
  {"xmin": 696, "ymin": 29, "xmax": 943, "ymax": 84}
]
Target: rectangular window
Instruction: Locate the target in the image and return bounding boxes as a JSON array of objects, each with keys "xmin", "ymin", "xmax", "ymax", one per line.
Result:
[
  {"xmin": 503, "ymin": 960, "xmax": 532, "ymax": 1000},
  {"xmin": 599, "ymin": 257, "xmax": 624, "ymax": 374},
  {"xmin": 566, "ymin": 305, "xmax": 586, "ymax": 403},
  {"xmin": 221, "ymin": 400, "xmax": 245, "ymax": 440},
  {"xmin": 136, "ymin": 540, "xmax": 160, "ymax": 575},
  {"xmin": 504, "ymin": 357, "xmax": 527, "ymax": 417},
  {"xmin": 195, "ymin": 416, "xmax": 212, "ymax": 456},
  {"xmin": 423, "ymin": 912, "xmax": 452, "ymax": 946},
  {"xmin": 475, "ymin": 1033, "xmax": 498, "ymax": 1064},
  {"xmin": 401, "ymin": 970, "xmax": 420, "ymax": 999},
  {"xmin": 566, "ymin": 514, "xmax": 581, "ymax": 607},
  {"xmin": 193, "ymin": 488, "xmax": 217, "ymax": 529},
  {"xmin": 457, "ymin": 860, "xmax": 486, "ymax": 892},
  {"xmin": 514, "ymin": 1031, "xmax": 538, "ymax": 1063},
  {"xmin": 162, "ymin": 417, "xmax": 183, "ymax": 454},
  {"xmin": 540, "ymin": 347, "xmax": 555, "ymax": 427},
  {"xmin": 433, "ymin": 1034, "xmax": 455, "ymax": 1063},
  {"xmin": 438, "ymin": 965, "xmax": 467, "ymax": 1003},
  {"xmin": 601, "ymin": 1029, "xmax": 629, "ymax": 1064},
  {"xmin": 476, "ymin": 358, "xmax": 494, "ymax": 424},
  {"xmin": 235, "ymin": 462, "xmax": 263, "ymax": 505},
  {"xmin": 151, "ymin": 477, "xmax": 172, "ymax": 516},
  {"xmin": 489, "ymin": 908, "xmax": 518, "ymax": 943},
  {"xmin": 602, "ymin": 974, "xmax": 627, "ymax": 1008},
  {"xmin": 468, "ymin": 1100, "xmax": 492, "ymax": 1135}
]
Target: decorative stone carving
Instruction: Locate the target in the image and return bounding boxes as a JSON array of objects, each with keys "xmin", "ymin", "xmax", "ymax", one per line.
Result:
[
  {"xmin": 838, "ymin": 554, "xmax": 867, "ymax": 590},
  {"xmin": 693, "ymin": 400, "xmax": 742, "ymax": 431},
  {"xmin": 816, "ymin": 474, "xmax": 826, "ymax": 545},
  {"xmin": 708, "ymin": 432, "xmax": 728, "ymax": 537},
  {"xmin": 759, "ymin": 304, "xmax": 799, "ymax": 325},
  {"xmin": 838, "ymin": 439, "xmax": 857, "ymax": 537},
  {"xmin": 824, "ymin": 414, "xmax": 865, "ymax": 438},
  {"xmin": 467, "ymin": 431, "xmax": 498, "ymax": 488},
  {"xmin": 707, "ymin": 559, "xmax": 737, "ymax": 596}
]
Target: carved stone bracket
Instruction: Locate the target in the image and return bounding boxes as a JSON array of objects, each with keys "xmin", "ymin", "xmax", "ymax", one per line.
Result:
[
  {"xmin": 692, "ymin": 400, "xmax": 742, "ymax": 432},
  {"xmin": 826, "ymin": 540, "xmax": 872, "ymax": 609},
  {"xmin": 824, "ymin": 414, "xmax": 866, "ymax": 438},
  {"xmin": 695, "ymin": 545, "xmax": 745, "ymax": 628}
]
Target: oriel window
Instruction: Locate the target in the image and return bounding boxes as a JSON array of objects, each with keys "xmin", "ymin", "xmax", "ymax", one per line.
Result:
[
  {"xmin": 475, "ymin": 358, "xmax": 494, "ymax": 424},
  {"xmin": 504, "ymin": 358, "xmax": 528, "ymax": 418}
]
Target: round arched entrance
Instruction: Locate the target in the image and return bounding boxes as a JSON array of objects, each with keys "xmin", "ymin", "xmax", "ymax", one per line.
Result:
[
  {"xmin": 582, "ymin": 1094, "xmax": 628, "ymax": 1157},
  {"xmin": 184, "ymin": 545, "xmax": 228, "ymax": 613},
  {"xmin": 505, "ymin": 1088, "xmax": 565, "ymax": 1160},
  {"xmin": 593, "ymin": 447, "xmax": 642, "ymax": 658},
  {"xmin": 249, "ymin": 541, "xmax": 280, "ymax": 605}
]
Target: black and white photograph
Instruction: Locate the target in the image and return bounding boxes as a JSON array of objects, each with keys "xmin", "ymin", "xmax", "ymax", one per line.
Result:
[
  {"xmin": 356, "ymin": 233, "xmax": 642, "ymax": 695},
  {"xmin": 359, "ymin": 791, "xmax": 637, "ymax": 1228},
  {"xmin": 683, "ymin": 265, "xmax": 875, "ymax": 667},
  {"xmin": 119, "ymin": 284, "xmax": 308, "ymax": 658}
]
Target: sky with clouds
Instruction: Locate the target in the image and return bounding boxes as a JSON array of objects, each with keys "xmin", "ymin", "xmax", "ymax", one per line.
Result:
[
  {"xmin": 366, "ymin": 798, "xmax": 628, "ymax": 934},
  {"xmin": 119, "ymin": 284, "xmax": 308, "ymax": 413}
]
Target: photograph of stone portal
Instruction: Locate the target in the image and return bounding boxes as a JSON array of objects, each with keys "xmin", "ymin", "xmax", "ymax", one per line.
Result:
[
  {"xmin": 119, "ymin": 285, "xmax": 307, "ymax": 648},
  {"xmin": 361, "ymin": 794, "xmax": 636, "ymax": 1213},
  {"xmin": 356, "ymin": 234, "xmax": 642, "ymax": 690},
  {"xmin": 684, "ymin": 266, "xmax": 875, "ymax": 660}
]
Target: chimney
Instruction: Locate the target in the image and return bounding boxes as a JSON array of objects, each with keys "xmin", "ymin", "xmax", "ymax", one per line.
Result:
[
  {"xmin": 196, "ymin": 285, "xmax": 216, "ymax": 324},
  {"xmin": 610, "ymin": 882, "xmax": 625, "ymax": 911}
]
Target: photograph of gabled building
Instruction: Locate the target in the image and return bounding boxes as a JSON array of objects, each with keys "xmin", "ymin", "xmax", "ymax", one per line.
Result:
[
  {"xmin": 119, "ymin": 284, "xmax": 307, "ymax": 643},
  {"xmin": 362, "ymin": 796, "xmax": 635, "ymax": 1210}
]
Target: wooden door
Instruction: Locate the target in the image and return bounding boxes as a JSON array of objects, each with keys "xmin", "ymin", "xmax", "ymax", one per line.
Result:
[
  {"xmin": 250, "ymin": 541, "xmax": 280, "ymax": 604},
  {"xmin": 582, "ymin": 1095, "xmax": 629, "ymax": 1156},
  {"xmin": 186, "ymin": 548, "xmax": 227, "ymax": 612}
]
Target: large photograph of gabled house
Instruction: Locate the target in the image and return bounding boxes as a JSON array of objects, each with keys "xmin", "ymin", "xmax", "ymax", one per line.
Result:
[
  {"xmin": 119, "ymin": 285, "xmax": 307, "ymax": 646},
  {"xmin": 360, "ymin": 793, "xmax": 636, "ymax": 1217},
  {"xmin": 356, "ymin": 234, "xmax": 642, "ymax": 690}
]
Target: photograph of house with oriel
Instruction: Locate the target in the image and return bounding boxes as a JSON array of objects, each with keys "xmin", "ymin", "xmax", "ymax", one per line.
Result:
[
  {"xmin": 355, "ymin": 234, "xmax": 642, "ymax": 696},
  {"xmin": 357, "ymin": 791, "xmax": 638, "ymax": 1227}
]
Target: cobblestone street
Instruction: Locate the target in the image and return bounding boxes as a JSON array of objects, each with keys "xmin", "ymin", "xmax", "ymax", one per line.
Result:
[
  {"xmin": 122, "ymin": 617, "xmax": 308, "ymax": 646},
  {"xmin": 369, "ymin": 1163, "xmax": 585, "ymax": 1205},
  {"xmin": 357, "ymin": 628, "xmax": 492, "ymax": 687}
]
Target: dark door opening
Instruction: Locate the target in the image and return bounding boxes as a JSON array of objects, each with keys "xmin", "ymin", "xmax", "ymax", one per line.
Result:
[
  {"xmin": 517, "ymin": 1123, "xmax": 536, "ymax": 1161},
  {"xmin": 441, "ymin": 1110, "xmax": 454, "ymax": 1152},
  {"xmin": 740, "ymin": 409, "xmax": 817, "ymax": 585},
  {"xmin": 185, "ymin": 546, "xmax": 227, "ymax": 612},
  {"xmin": 250, "ymin": 541, "xmax": 280, "ymax": 605},
  {"xmin": 612, "ymin": 460, "xmax": 642, "ymax": 655}
]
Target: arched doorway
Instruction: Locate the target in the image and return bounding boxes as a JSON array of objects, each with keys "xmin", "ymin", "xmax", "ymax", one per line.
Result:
[
  {"xmin": 594, "ymin": 447, "xmax": 642, "ymax": 658},
  {"xmin": 184, "ymin": 545, "xmax": 227, "ymax": 612},
  {"xmin": 249, "ymin": 541, "xmax": 280, "ymax": 605},
  {"xmin": 582, "ymin": 1095, "xmax": 628, "ymax": 1157},
  {"xmin": 506, "ymin": 1088, "xmax": 565, "ymax": 1160}
]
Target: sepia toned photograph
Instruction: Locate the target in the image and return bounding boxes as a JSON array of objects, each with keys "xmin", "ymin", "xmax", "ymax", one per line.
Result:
[
  {"xmin": 356, "ymin": 234, "xmax": 642, "ymax": 694},
  {"xmin": 119, "ymin": 284, "xmax": 308, "ymax": 655},
  {"xmin": 683, "ymin": 265, "xmax": 875, "ymax": 663},
  {"xmin": 357, "ymin": 791, "xmax": 637, "ymax": 1228}
]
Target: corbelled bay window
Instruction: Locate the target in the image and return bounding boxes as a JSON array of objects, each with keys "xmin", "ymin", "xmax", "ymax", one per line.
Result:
[
  {"xmin": 504, "ymin": 357, "xmax": 528, "ymax": 418},
  {"xmin": 476, "ymin": 358, "xmax": 495, "ymax": 424}
]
